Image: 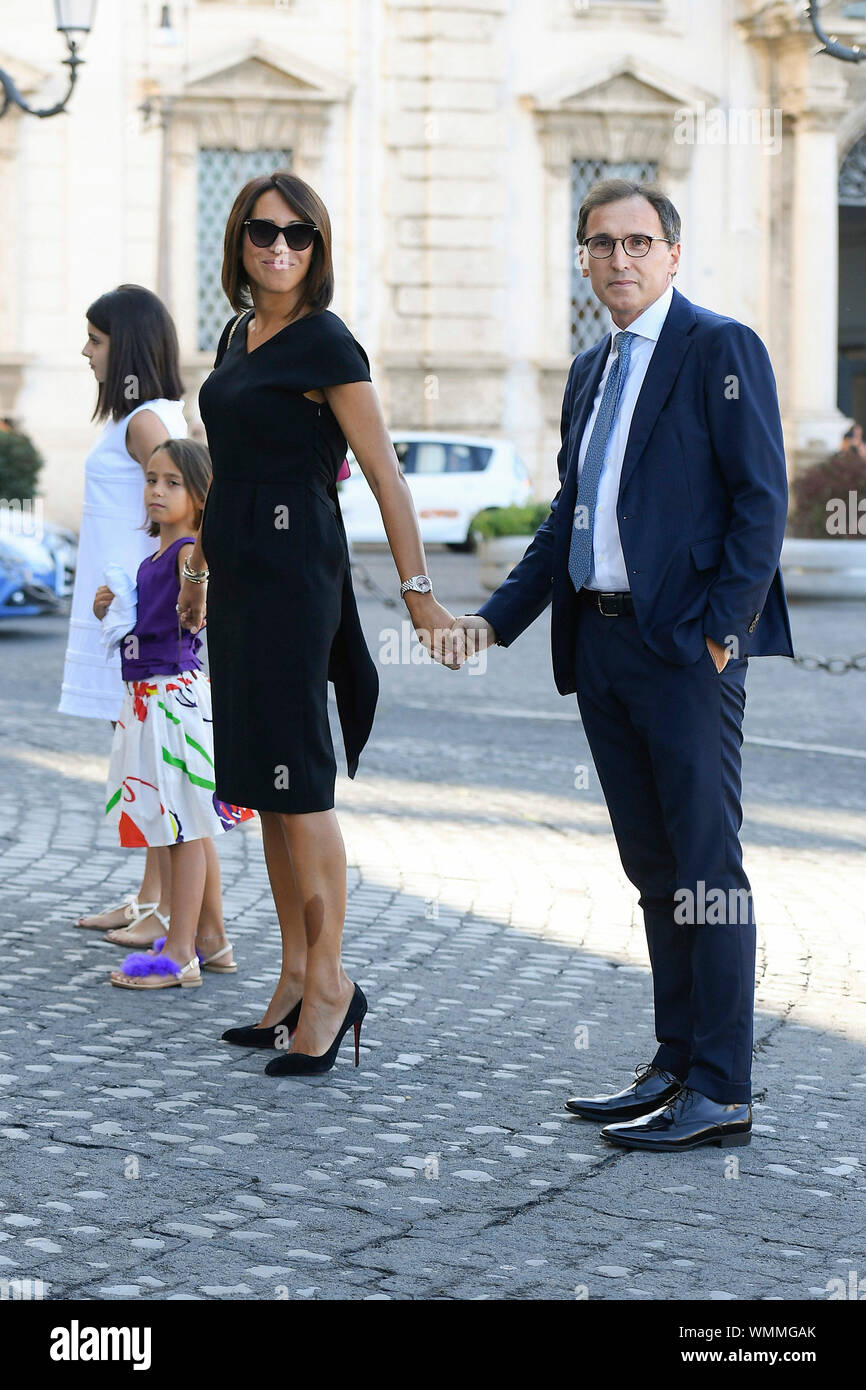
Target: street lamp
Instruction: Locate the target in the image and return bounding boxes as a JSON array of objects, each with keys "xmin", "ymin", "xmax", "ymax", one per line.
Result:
[
  {"xmin": 807, "ymin": 0, "xmax": 864, "ymax": 62},
  {"xmin": 0, "ymin": 0, "xmax": 97, "ymax": 120}
]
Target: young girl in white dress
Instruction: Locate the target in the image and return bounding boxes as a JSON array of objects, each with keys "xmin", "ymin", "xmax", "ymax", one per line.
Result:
[
  {"xmin": 63, "ymin": 285, "xmax": 186, "ymax": 943},
  {"xmin": 93, "ymin": 439, "xmax": 254, "ymax": 990}
]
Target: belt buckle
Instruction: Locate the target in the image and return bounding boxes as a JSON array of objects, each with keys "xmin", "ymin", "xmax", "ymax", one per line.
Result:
[{"xmin": 598, "ymin": 591, "xmax": 618, "ymax": 617}]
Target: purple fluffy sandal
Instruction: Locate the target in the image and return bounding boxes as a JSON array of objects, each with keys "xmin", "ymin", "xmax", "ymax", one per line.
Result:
[
  {"xmin": 110, "ymin": 940, "xmax": 202, "ymax": 990},
  {"xmin": 152, "ymin": 934, "xmax": 236, "ymax": 972},
  {"xmin": 120, "ymin": 948, "xmax": 181, "ymax": 977}
]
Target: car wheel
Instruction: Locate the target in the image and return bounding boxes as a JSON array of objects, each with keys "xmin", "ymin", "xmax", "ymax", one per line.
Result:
[{"xmin": 446, "ymin": 533, "xmax": 476, "ymax": 554}]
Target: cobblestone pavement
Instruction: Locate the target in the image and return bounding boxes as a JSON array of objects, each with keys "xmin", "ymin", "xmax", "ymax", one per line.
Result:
[{"xmin": 0, "ymin": 552, "xmax": 864, "ymax": 1301}]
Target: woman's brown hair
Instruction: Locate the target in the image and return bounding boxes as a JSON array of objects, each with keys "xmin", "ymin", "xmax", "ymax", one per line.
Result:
[
  {"xmin": 143, "ymin": 438, "xmax": 212, "ymax": 538},
  {"xmin": 221, "ymin": 171, "xmax": 334, "ymax": 320}
]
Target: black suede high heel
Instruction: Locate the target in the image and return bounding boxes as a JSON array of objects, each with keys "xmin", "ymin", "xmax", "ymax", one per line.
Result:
[
  {"xmin": 264, "ymin": 984, "xmax": 367, "ymax": 1077},
  {"xmin": 220, "ymin": 999, "xmax": 302, "ymax": 1049}
]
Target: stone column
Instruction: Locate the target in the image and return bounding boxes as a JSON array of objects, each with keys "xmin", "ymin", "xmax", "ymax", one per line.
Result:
[
  {"xmin": 742, "ymin": 10, "xmax": 852, "ymax": 467},
  {"xmin": 0, "ymin": 107, "xmax": 24, "ymax": 419},
  {"xmin": 788, "ymin": 109, "xmax": 850, "ymax": 461},
  {"xmin": 382, "ymin": 0, "xmax": 509, "ymax": 431}
]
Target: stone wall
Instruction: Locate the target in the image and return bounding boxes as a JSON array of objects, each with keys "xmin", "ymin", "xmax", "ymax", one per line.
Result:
[{"xmin": 0, "ymin": 0, "xmax": 860, "ymax": 527}]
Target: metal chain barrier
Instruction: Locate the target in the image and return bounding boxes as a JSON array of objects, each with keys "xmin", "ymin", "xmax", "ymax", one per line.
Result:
[
  {"xmin": 792, "ymin": 652, "xmax": 866, "ymax": 675},
  {"xmin": 347, "ymin": 547, "xmax": 866, "ymax": 668}
]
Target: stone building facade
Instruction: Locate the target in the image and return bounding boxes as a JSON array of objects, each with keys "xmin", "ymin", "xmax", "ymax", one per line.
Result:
[{"xmin": 1, "ymin": 0, "xmax": 864, "ymax": 527}]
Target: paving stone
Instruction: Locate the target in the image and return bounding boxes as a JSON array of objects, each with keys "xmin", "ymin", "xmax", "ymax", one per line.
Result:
[{"xmin": 1, "ymin": 583, "xmax": 864, "ymax": 1300}]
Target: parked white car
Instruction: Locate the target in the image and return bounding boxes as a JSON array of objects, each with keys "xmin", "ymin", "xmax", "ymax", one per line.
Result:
[{"xmin": 338, "ymin": 432, "xmax": 532, "ymax": 549}]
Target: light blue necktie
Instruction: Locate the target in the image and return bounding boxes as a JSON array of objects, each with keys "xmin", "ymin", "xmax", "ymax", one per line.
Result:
[{"xmin": 568, "ymin": 330, "xmax": 635, "ymax": 593}]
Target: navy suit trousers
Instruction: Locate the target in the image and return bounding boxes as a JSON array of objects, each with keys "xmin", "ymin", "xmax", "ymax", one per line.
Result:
[{"xmin": 574, "ymin": 603, "xmax": 755, "ymax": 1104}]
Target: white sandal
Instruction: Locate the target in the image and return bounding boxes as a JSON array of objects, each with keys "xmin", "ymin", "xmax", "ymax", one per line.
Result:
[
  {"xmin": 75, "ymin": 892, "xmax": 159, "ymax": 930},
  {"xmin": 198, "ymin": 942, "xmax": 237, "ymax": 974},
  {"xmin": 104, "ymin": 907, "xmax": 170, "ymax": 947},
  {"xmin": 126, "ymin": 933, "xmax": 237, "ymax": 971}
]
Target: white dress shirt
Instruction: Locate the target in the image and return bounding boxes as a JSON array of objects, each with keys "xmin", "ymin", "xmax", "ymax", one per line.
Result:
[{"xmin": 574, "ymin": 282, "xmax": 674, "ymax": 591}]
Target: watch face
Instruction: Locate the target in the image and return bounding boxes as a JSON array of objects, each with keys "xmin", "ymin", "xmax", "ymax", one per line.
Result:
[{"xmin": 415, "ymin": 576, "xmax": 432, "ymax": 593}]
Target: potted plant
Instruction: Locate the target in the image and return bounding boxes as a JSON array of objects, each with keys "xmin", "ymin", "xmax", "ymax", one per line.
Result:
[
  {"xmin": 782, "ymin": 446, "xmax": 866, "ymax": 598},
  {"xmin": 471, "ymin": 502, "xmax": 551, "ymax": 590},
  {"xmin": 0, "ymin": 424, "xmax": 42, "ymax": 503}
]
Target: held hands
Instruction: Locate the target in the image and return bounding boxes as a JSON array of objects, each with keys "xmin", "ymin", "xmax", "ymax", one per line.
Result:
[
  {"xmin": 93, "ymin": 585, "xmax": 115, "ymax": 621},
  {"xmin": 405, "ymin": 594, "xmax": 462, "ymax": 669},
  {"xmin": 449, "ymin": 614, "xmax": 497, "ymax": 666},
  {"xmin": 406, "ymin": 595, "xmax": 498, "ymax": 670},
  {"xmin": 177, "ymin": 576, "xmax": 207, "ymax": 633}
]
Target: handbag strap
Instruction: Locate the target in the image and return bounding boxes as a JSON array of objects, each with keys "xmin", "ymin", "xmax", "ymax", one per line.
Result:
[{"xmin": 226, "ymin": 310, "xmax": 247, "ymax": 351}]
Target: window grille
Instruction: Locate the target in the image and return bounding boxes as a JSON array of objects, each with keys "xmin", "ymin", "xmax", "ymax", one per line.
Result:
[
  {"xmin": 570, "ymin": 158, "xmax": 658, "ymax": 354},
  {"xmin": 197, "ymin": 148, "xmax": 292, "ymax": 351},
  {"xmin": 840, "ymin": 136, "xmax": 866, "ymax": 206}
]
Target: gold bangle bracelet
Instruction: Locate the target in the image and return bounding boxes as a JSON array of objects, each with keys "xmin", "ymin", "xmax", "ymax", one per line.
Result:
[{"xmin": 182, "ymin": 560, "xmax": 209, "ymax": 583}]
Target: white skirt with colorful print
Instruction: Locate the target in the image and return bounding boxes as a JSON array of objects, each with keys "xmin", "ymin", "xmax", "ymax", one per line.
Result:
[{"xmin": 105, "ymin": 669, "xmax": 255, "ymax": 847}]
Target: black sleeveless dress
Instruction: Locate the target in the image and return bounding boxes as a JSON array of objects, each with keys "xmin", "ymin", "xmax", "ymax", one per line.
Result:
[{"xmin": 197, "ymin": 309, "xmax": 379, "ymax": 813}]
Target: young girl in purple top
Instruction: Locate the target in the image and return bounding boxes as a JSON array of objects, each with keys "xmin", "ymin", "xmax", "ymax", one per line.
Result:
[{"xmin": 93, "ymin": 439, "xmax": 254, "ymax": 990}]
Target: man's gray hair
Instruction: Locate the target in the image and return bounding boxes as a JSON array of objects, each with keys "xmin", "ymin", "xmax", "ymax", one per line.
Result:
[{"xmin": 576, "ymin": 179, "xmax": 681, "ymax": 245}]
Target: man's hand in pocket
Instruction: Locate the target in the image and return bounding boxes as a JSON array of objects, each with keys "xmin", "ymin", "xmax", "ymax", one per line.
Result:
[{"xmin": 706, "ymin": 635, "xmax": 730, "ymax": 673}]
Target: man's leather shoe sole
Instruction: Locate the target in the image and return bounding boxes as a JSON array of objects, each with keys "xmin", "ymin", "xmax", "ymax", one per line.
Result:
[
  {"xmin": 601, "ymin": 1124, "xmax": 751, "ymax": 1152},
  {"xmin": 600, "ymin": 1091, "xmax": 752, "ymax": 1151}
]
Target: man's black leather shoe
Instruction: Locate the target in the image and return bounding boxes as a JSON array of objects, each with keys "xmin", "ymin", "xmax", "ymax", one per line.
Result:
[
  {"xmin": 565, "ymin": 1064, "xmax": 683, "ymax": 1120},
  {"xmin": 600, "ymin": 1087, "xmax": 752, "ymax": 1151}
]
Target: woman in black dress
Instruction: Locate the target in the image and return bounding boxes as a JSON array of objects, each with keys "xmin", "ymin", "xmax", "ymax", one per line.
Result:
[{"xmin": 179, "ymin": 172, "xmax": 458, "ymax": 1075}]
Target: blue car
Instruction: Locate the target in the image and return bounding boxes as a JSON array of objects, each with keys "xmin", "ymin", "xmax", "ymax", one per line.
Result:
[
  {"xmin": 0, "ymin": 539, "xmax": 60, "ymax": 618},
  {"xmin": 0, "ymin": 512, "xmax": 76, "ymax": 619}
]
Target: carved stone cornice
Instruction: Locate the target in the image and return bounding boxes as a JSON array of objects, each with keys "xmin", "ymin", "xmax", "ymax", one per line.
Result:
[
  {"xmin": 169, "ymin": 40, "xmax": 349, "ymax": 105},
  {"xmin": 155, "ymin": 43, "xmax": 348, "ymax": 165},
  {"xmin": 738, "ymin": 1, "xmax": 850, "ymax": 126},
  {"xmin": 528, "ymin": 57, "xmax": 718, "ymax": 177},
  {"xmin": 736, "ymin": 0, "xmax": 803, "ymax": 45}
]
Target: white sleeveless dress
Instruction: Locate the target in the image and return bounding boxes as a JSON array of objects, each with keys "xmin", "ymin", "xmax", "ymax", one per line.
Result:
[{"xmin": 58, "ymin": 398, "xmax": 187, "ymax": 721}]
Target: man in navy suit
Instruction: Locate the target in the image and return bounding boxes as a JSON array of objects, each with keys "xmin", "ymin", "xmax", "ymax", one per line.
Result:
[{"xmin": 451, "ymin": 179, "xmax": 793, "ymax": 1151}]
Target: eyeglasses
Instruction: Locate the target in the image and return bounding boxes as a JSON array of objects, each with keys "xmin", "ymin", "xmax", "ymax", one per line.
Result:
[
  {"xmin": 243, "ymin": 219, "xmax": 318, "ymax": 251},
  {"xmin": 582, "ymin": 234, "xmax": 673, "ymax": 259}
]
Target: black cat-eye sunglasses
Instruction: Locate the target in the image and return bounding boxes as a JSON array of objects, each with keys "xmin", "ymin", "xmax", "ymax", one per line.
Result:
[{"xmin": 243, "ymin": 219, "xmax": 319, "ymax": 251}]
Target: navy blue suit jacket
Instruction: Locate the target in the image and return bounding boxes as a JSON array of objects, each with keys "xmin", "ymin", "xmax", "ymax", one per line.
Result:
[{"xmin": 477, "ymin": 288, "xmax": 794, "ymax": 696}]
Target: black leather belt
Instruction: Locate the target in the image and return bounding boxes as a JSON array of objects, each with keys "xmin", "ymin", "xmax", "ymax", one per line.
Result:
[{"xmin": 579, "ymin": 589, "xmax": 635, "ymax": 617}]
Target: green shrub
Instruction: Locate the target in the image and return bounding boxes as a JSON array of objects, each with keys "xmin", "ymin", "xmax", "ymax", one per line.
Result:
[
  {"xmin": 470, "ymin": 502, "xmax": 550, "ymax": 539},
  {"xmin": 0, "ymin": 429, "xmax": 43, "ymax": 502},
  {"xmin": 788, "ymin": 451, "xmax": 866, "ymax": 539}
]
